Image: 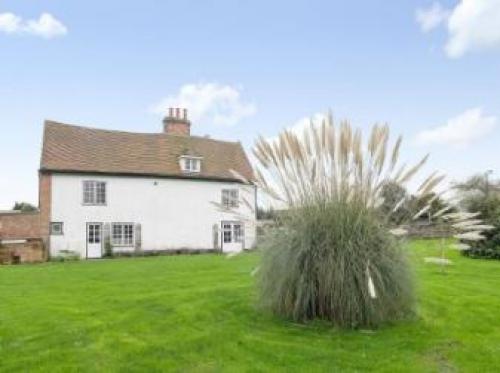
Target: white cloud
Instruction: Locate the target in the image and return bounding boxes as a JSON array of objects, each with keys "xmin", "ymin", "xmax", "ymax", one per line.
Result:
[
  {"xmin": 0, "ymin": 12, "xmax": 67, "ymax": 38},
  {"xmin": 285, "ymin": 113, "xmax": 327, "ymax": 136},
  {"xmin": 152, "ymin": 83, "xmax": 256, "ymax": 126},
  {"xmin": 445, "ymin": 0, "xmax": 500, "ymax": 58},
  {"xmin": 415, "ymin": 108, "xmax": 497, "ymax": 148},
  {"xmin": 0, "ymin": 13, "xmax": 22, "ymax": 33},
  {"xmin": 416, "ymin": 2, "xmax": 450, "ymax": 32},
  {"xmin": 416, "ymin": 0, "xmax": 500, "ymax": 58},
  {"xmin": 263, "ymin": 112, "xmax": 327, "ymax": 145}
]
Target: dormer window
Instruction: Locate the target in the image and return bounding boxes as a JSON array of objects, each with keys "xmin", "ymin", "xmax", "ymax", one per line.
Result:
[{"xmin": 180, "ymin": 156, "xmax": 202, "ymax": 173}]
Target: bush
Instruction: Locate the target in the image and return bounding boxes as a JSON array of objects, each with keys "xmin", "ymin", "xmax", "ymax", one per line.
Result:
[
  {"xmin": 12, "ymin": 201, "xmax": 37, "ymax": 212},
  {"xmin": 51, "ymin": 250, "xmax": 80, "ymax": 262},
  {"xmin": 104, "ymin": 241, "xmax": 113, "ymax": 258},
  {"xmin": 454, "ymin": 175, "xmax": 500, "ymax": 260},
  {"xmin": 253, "ymin": 117, "xmax": 440, "ymax": 328},
  {"xmin": 463, "ymin": 246, "xmax": 500, "ymax": 260},
  {"xmin": 259, "ymin": 202, "xmax": 414, "ymax": 328}
]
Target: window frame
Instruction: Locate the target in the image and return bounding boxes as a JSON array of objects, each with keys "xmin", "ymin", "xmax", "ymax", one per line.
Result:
[
  {"xmin": 221, "ymin": 221, "xmax": 245, "ymax": 245},
  {"xmin": 50, "ymin": 222, "xmax": 64, "ymax": 235},
  {"xmin": 87, "ymin": 223, "xmax": 102, "ymax": 244},
  {"xmin": 179, "ymin": 156, "xmax": 202, "ymax": 173},
  {"xmin": 111, "ymin": 222, "xmax": 135, "ymax": 247},
  {"xmin": 233, "ymin": 223, "xmax": 244, "ymax": 243},
  {"xmin": 222, "ymin": 189, "xmax": 239, "ymax": 209},
  {"xmin": 82, "ymin": 180, "xmax": 107, "ymax": 206},
  {"xmin": 222, "ymin": 223, "xmax": 232, "ymax": 243}
]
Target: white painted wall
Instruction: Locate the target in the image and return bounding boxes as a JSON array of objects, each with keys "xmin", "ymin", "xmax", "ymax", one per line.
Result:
[{"xmin": 49, "ymin": 173, "xmax": 256, "ymax": 258}]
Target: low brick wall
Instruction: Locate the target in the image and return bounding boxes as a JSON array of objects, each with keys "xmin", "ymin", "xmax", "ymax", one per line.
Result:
[
  {"xmin": 0, "ymin": 211, "xmax": 45, "ymax": 263},
  {"xmin": 0, "ymin": 211, "xmax": 40, "ymax": 240},
  {"xmin": 0, "ymin": 238, "xmax": 45, "ymax": 264}
]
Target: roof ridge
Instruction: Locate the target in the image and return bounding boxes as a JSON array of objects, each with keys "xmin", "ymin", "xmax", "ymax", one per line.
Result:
[{"xmin": 44, "ymin": 119, "xmax": 240, "ymax": 145}]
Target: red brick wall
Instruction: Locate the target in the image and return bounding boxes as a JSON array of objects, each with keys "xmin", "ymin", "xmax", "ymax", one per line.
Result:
[
  {"xmin": 0, "ymin": 172, "xmax": 51, "ymax": 262},
  {"xmin": 0, "ymin": 239, "xmax": 45, "ymax": 264},
  {"xmin": 39, "ymin": 172, "xmax": 51, "ymax": 253},
  {"xmin": 164, "ymin": 121, "xmax": 191, "ymax": 136},
  {"xmin": 0, "ymin": 212, "xmax": 40, "ymax": 240}
]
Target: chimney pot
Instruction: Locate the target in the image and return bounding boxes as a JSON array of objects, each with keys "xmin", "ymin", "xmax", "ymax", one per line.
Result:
[{"xmin": 163, "ymin": 107, "xmax": 191, "ymax": 136}]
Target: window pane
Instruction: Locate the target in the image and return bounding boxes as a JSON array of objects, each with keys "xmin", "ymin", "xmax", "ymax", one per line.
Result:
[
  {"xmin": 112, "ymin": 223, "xmax": 134, "ymax": 246},
  {"xmin": 83, "ymin": 181, "xmax": 94, "ymax": 204},
  {"xmin": 83, "ymin": 181, "xmax": 106, "ymax": 205},
  {"xmin": 182, "ymin": 158, "xmax": 201, "ymax": 172},
  {"xmin": 223, "ymin": 223, "xmax": 232, "ymax": 243},
  {"xmin": 124, "ymin": 224, "xmax": 133, "ymax": 245},
  {"xmin": 50, "ymin": 222, "xmax": 63, "ymax": 235},
  {"xmin": 94, "ymin": 225, "xmax": 101, "ymax": 243},
  {"xmin": 112, "ymin": 224, "xmax": 122, "ymax": 245},
  {"xmin": 88, "ymin": 225, "xmax": 94, "ymax": 243},
  {"xmin": 222, "ymin": 189, "xmax": 238, "ymax": 208},
  {"xmin": 233, "ymin": 224, "xmax": 243, "ymax": 242},
  {"xmin": 222, "ymin": 190, "xmax": 229, "ymax": 208},
  {"xmin": 231, "ymin": 190, "xmax": 239, "ymax": 207},
  {"xmin": 96, "ymin": 182, "xmax": 106, "ymax": 204},
  {"xmin": 223, "ymin": 230, "xmax": 232, "ymax": 243}
]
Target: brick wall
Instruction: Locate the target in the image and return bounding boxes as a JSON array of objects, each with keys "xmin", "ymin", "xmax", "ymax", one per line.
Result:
[
  {"xmin": 164, "ymin": 121, "xmax": 191, "ymax": 136},
  {"xmin": 0, "ymin": 212, "xmax": 40, "ymax": 239},
  {"xmin": 39, "ymin": 172, "xmax": 51, "ymax": 251},
  {"xmin": 0, "ymin": 239, "xmax": 45, "ymax": 264},
  {"xmin": 0, "ymin": 172, "xmax": 52, "ymax": 263}
]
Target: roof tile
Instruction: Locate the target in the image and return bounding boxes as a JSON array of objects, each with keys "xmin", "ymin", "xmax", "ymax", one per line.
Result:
[{"xmin": 41, "ymin": 121, "xmax": 254, "ymax": 182}]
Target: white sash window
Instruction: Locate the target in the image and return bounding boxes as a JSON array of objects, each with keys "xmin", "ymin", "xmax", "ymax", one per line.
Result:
[
  {"xmin": 83, "ymin": 181, "xmax": 106, "ymax": 205},
  {"xmin": 111, "ymin": 223, "xmax": 134, "ymax": 246}
]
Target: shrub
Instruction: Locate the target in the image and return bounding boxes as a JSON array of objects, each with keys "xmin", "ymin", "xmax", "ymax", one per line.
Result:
[
  {"xmin": 52, "ymin": 250, "xmax": 80, "ymax": 262},
  {"xmin": 253, "ymin": 117, "xmax": 442, "ymax": 328},
  {"xmin": 454, "ymin": 174, "xmax": 500, "ymax": 260},
  {"xmin": 259, "ymin": 202, "xmax": 414, "ymax": 327},
  {"xmin": 12, "ymin": 201, "xmax": 37, "ymax": 212},
  {"xmin": 104, "ymin": 241, "xmax": 113, "ymax": 258}
]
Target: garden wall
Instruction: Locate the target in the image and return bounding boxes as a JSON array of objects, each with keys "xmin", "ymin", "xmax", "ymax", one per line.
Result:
[
  {"xmin": 0, "ymin": 211, "xmax": 45, "ymax": 263},
  {"xmin": 0, "ymin": 211, "xmax": 40, "ymax": 239},
  {"xmin": 0, "ymin": 239, "xmax": 45, "ymax": 264}
]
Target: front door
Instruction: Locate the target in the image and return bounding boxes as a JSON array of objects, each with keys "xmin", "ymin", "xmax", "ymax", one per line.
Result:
[
  {"xmin": 86, "ymin": 223, "xmax": 103, "ymax": 258},
  {"xmin": 221, "ymin": 221, "xmax": 244, "ymax": 253}
]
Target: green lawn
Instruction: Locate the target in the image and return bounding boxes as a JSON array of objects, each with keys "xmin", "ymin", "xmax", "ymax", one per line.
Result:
[{"xmin": 1, "ymin": 240, "xmax": 499, "ymax": 372}]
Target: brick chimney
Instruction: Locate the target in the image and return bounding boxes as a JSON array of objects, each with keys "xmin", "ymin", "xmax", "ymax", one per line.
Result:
[{"xmin": 163, "ymin": 108, "xmax": 191, "ymax": 136}]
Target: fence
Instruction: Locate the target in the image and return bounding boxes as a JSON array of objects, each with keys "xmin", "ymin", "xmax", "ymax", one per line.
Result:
[{"xmin": 257, "ymin": 220, "xmax": 453, "ymax": 239}]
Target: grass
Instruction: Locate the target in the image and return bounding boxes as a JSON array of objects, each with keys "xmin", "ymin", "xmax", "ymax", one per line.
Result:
[{"xmin": 1, "ymin": 240, "xmax": 499, "ymax": 372}]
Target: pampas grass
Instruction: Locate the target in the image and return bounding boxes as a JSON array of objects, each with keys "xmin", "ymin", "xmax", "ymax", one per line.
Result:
[
  {"xmin": 252, "ymin": 114, "xmax": 485, "ymax": 328},
  {"xmin": 258, "ymin": 201, "xmax": 414, "ymax": 327}
]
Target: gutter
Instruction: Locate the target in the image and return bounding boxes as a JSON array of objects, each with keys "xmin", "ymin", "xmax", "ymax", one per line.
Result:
[{"xmin": 39, "ymin": 168, "xmax": 256, "ymax": 185}]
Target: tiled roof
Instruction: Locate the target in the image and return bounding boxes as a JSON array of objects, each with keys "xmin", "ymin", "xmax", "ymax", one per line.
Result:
[{"xmin": 40, "ymin": 121, "xmax": 254, "ymax": 182}]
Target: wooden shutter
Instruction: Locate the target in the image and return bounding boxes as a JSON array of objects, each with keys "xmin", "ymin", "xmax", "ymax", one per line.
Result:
[
  {"xmin": 134, "ymin": 223, "xmax": 142, "ymax": 252},
  {"xmin": 103, "ymin": 223, "xmax": 111, "ymax": 245},
  {"xmin": 212, "ymin": 224, "xmax": 220, "ymax": 251}
]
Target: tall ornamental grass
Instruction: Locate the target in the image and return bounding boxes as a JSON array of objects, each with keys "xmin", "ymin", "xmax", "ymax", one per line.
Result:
[{"xmin": 252, "ymin": 116, "xmax": 441, "ymax": 328}]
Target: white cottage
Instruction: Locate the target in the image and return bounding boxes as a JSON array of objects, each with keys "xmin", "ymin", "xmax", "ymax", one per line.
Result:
[{"xmin": 39, "ymin": 108, "xmax": 256, "ymax": 258}]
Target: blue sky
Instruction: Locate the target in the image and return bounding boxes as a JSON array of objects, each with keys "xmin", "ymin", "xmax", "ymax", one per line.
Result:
[{"xmin": 1, "ymin": 0, "xmax": 499, "ymax": 208}]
